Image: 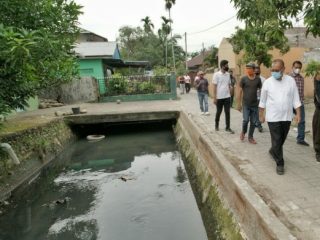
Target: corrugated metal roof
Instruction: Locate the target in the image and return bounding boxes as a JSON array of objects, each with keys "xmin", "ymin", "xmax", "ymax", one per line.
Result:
[{"xmin": 74, "ymin": 41, "xmax": 117, "ymax": 58}]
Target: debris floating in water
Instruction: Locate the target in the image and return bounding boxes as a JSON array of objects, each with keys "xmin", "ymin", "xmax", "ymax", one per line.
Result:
[
  {"xmin": 119, "ymin": 176, "xmax": 136, "ymax": 182},
  {"xmin": 42, "ymin": 197, "xmax": 71, "ymax": 208},
  {"xmin": 86, "ymin": 135, "xmax": 105, "ymax": 142}
]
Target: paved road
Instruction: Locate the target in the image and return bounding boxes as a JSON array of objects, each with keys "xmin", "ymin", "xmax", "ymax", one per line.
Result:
[{"xmin": 5, "ymin": 90, "xmax": 320, "ymax": 239}]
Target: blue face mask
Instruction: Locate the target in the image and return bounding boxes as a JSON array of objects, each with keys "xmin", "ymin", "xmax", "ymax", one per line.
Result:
[{"xmin": 271, "ymin": 71, "xmax": 282, "ymax": 80}]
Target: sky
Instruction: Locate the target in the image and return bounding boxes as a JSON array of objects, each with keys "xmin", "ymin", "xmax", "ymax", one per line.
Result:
[{"xmin": 74, "ymin": 0, "xmax": 243, "ymax": 53}]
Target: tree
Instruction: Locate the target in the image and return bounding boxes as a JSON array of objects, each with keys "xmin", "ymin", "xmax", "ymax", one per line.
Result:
[
  {"xmin": 303, "ymin": 1, "xmax": 320, "ymax": 37},
  {"xmin": 160, "ymin": 16, "xmax": 172, "ymax": 35},
  {"xmin": 190, "ymin": 51, "xmax": 200, "ymax": 58},
  {"xmin": 204, "ymin": 45, "xmax": 218, "ymax": 68},
  {"xmin": 169, "ymin": 34, "xmax": 185, "ymax": 65},
  {"xmin": 230, "ymin": 0, "xmax": 320, "ymax": 67},
  {"xmin": 157, "ymin": 29, "xmax": 167, "ymax": 66},
  {"xmin": 117, "ymin": 26, "xmax": 142, "ymax": 59},
  {"xmin": 232, "ymin": 0, "xmax": 320, "ymax": 37},
  {"xmin": 164, "ymin": 0, "xmax": 176, "ymax": 70},
  {"xmin": 141, "ymin": 16, "xmax": 154, "ymax": 33},
  {"xmin": 230, "ymin": 0, "xmax": 290, "ymax": 67},
  {"xmin": 0, "ymin": 0, "xmax": 82, "ymax": 115},
  {"xmin": 117, "ymin": 26, "xmax": 163, "ymax": 67},
  {"xmin": 305, "ymin": 60, "xmax": 320, "ymax": 77},
  {"xmin": 230, "ymin": 25, "xmax": 289, "ymax": 67},
  {"xmin": 117, "ymin": 24, "xmax": 185, "ymax": 72},
  {"xmin": 159, "ymin": 16, "xmax": 172, "ymax": 68}
]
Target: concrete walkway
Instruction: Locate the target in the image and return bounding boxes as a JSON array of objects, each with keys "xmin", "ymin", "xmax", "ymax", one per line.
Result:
[
  {"xmin": 5, "ymin": 90, "xmax": 320, "ymax": 239},
  {"xmin": 178, "ymin": 90, "xmax": 319, "ymax": 239}
]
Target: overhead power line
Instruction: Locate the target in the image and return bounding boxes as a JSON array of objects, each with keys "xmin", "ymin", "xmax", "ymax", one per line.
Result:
[{"xmin": 188, "ymin": 15, "xmax": 237, "ymax": 36}]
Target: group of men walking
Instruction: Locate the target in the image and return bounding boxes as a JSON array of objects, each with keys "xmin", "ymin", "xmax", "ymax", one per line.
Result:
[
  {"xmin": 178, "ymin": 74, "xmax": 191, "ymax": 94},
  {"xmin": 191, "ymin": 59, "xmax": 320, "ymax": 175}
]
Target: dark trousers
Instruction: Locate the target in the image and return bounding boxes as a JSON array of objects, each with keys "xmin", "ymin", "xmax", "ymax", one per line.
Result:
[
  {"xmin": 185, "ymin": 83, "xmax": 191, "ymax": 93},
  {"xmin": 230, "ymin": 95, "xmax": 234, "ymax": 107},
  {"xmin": 255, "ymin": 100, "xmax": 262, "ymax": 128},
  {"xmin": 215, "ymin": 97, "xmax": 231, "ymax": 129},
  {"xmin": 313, "ymin": 108, "xmax": 320, "ymax": 157},
  {"xmin": 268, "ymin": 121, "xmax": 291, "ymax": 166}
]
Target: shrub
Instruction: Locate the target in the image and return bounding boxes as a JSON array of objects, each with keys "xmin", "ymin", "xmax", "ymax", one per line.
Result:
[
  {"xmin": 108, "ymin": 77, "xmax": 128, "ymax": 95},
  {"xmin": 305, "ymin": 60, "xmax": 320, "ymax": 77},
  {"xmin": 137, "ymin": 82, "xmax": 156, "ymax": 93}
]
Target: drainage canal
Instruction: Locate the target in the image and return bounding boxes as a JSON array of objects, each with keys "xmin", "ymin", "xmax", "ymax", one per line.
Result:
[{"xmin": 0, "ymin": 121, "xmax": 211, "ymax": 240}]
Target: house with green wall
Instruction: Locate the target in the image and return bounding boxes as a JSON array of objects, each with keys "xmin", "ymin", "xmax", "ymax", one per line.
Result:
[
  {"xmin": 75, "ymin": 41, "xmax": 122, "ymax": 94},
  {"xmin": 75, "ymin": 28, "xmax": 150, "ymax": 95}
]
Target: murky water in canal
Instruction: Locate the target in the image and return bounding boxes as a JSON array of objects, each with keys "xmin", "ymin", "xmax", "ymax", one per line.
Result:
[{"xmin": 0, "ymin": 128, "xmax": 207, "ymax": 240}]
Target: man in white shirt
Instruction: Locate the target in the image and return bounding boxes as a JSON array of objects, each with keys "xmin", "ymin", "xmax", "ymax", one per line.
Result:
[
  {"xmin": 213, "ymin": 60, "xmax": 234, "ymax": 134},
  {"xmin": 184, "ymin": 73, "xmax": 191, "ymax": 93},
  {"xmin": 259, "ymin": 59, "xmax": 301, "ymax": 175}
]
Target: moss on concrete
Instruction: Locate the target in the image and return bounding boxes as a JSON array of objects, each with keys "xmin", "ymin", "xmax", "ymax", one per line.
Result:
[
  {"xmin": 175, "ymin": 123, "xmax": 243, "ymax": 240},
  {"xmin": 0, "ymin": 115, "xmax": 56, "ymax": 134},
  {"xmin": 0, "ymin": 119, "xmax": 75, "ymax": 183}
]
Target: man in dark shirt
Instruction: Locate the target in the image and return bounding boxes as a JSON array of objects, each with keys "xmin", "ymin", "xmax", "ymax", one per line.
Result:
[
  {"xmin": 229, "ymin": 69, "xmax": 236, "ymax": 107},
  {"xmin": 313, "ymin": 72, "xmax": 320, "ymax": 162},
  {"xmin": 237, "ymin": 63, "xmax": 262, "ymax": 144},
  {"xmin": 195, "ymin": 71, "xmax": 210, "ymax": 115}
]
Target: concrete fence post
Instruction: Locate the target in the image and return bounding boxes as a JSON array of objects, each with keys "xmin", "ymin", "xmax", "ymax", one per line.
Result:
[{"xmin": 170, "ymin": 72, "xmax": 177, "ymax": 99}]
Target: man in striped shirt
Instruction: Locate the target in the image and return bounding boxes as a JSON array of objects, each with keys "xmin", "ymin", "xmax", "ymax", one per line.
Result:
[{"xmin": 290, "ymin": 60, "xmax": 309, "ymax": 146}]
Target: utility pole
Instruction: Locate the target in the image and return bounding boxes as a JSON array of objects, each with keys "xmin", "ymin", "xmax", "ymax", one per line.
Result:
[
  {"xmin": 185, "ymin": 32, "xmax": 188, "ymax": 71},
  {"xmin": 202, "ymin": 42, "xmax": 205, "ymax": 70}
]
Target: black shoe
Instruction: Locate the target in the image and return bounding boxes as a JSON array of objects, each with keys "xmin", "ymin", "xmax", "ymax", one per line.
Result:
[
  {"xmin": 225, "ymin": 128, "xmax": 235, "ymax": 134},
  {"xmin": 316, "ymin": 155, "xmax": 320, "ymax": 162},
  {"xmin": 297, "ymin": 141, "xmax": 309, "ymax": 146},
  {"xmin": 276, "ymin": 165, "xmax": 284, "ymax": 175},
  {"xmin": 258, "ymin": 127, "xmax": 263, "ymax": 133},
  {"xmin": 215, "ymin": 125, "xmax": 219, "ymax": 131}
]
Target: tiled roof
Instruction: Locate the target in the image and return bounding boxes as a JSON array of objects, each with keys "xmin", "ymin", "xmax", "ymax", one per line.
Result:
[{"xmin": 187, "ymin": 51, "xmax": 211, "ymax": 68}]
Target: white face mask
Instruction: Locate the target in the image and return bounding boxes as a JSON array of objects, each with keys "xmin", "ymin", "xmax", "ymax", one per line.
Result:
[{"xmin": 293, "ymin": 68, "xmax": 301, "ymax": 74}]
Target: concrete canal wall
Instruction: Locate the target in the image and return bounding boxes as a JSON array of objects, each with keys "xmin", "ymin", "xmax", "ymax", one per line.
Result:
[
  {"xmin": 0, "ymin": 119, "xmax": 76, "ymax": 201},
  {"xmin": 175, "ymin": 111, "xmax": 295, "ymax": 240}
]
